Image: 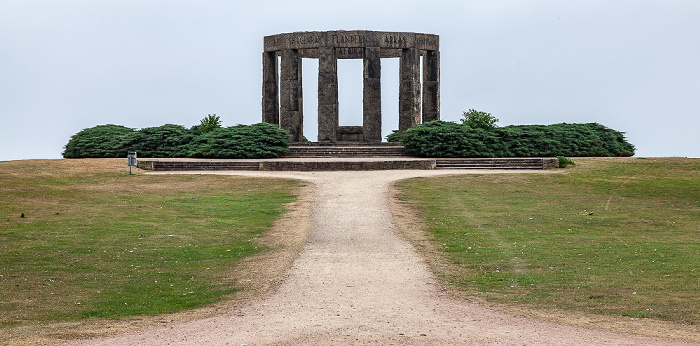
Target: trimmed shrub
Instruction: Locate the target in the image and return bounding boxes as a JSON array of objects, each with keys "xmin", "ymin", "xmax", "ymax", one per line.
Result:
[
  {"xmin": 63, "ymin": 122, "xmax": 291, "ymax": 159},
  {"xmin": 63, "ymin": 125, "xmax": 134, "ymax": 158},
  {"xmin": 385, "ymin": 130, "xmax": 401, "ymax": 143},
  {"xmin": 121, "ymin": 124, "xmax": 194, "ymax": 158},
  {"xmin": 400, "ymin": 121, "xmax": 635, "ymax": 158},
  {"xmin": 557, "ymin": 156, "xmax": 576, "ymax": 168},
  {"xmin": 186, "ymin": 123, "xmax": 290, "ymax": 159}
]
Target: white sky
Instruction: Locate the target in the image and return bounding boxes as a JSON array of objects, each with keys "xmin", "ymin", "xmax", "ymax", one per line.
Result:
[{"xmin": 1, "ymin": 0, "xmax": 699, "ymax": 161}]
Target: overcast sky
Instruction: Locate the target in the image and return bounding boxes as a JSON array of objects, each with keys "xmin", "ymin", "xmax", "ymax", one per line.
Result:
[{"xmin": 2, "ymin": 0, "xmax": 699, "ymax": 161}]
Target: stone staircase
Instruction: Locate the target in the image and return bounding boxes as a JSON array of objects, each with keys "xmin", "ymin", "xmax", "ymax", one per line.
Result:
[
  {"xmin": 283, "ymin": 143, "xmax": 408, "ymax": 158},
  {"xmin": 435, "ymin": 158, "xmax": 557, "ymax": 170},
  {"xmin": 136, "ymin": 145, "xmax": 558, "ymax": 171},
  {"xmin": 138, "ymin": 160, "xmax": 260, "ymax": 171}
]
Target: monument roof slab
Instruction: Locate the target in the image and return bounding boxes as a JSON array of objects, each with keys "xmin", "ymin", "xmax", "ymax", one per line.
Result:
[{"xmin": 264, "ymin": 30, "xmax": 438, "ymax": 52}]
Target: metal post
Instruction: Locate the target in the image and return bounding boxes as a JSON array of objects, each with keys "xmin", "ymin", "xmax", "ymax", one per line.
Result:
[{"xmin": 127, "ymin": 152, "xmax": 137, "ymax": 175}]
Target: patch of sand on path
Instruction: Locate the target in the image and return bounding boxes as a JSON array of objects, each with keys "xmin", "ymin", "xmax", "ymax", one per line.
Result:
[{"xmin": 70, "ymin": 169, "xmax": 698, "ymax": 345}]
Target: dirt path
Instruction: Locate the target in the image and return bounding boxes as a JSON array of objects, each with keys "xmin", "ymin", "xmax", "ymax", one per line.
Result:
[{"xmin": 72, "ymin": 170, "xmax": 696, "ymax": 345}]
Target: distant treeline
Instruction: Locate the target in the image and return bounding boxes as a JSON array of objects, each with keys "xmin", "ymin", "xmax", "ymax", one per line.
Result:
[
  {"xmin": 62, "ymin": 123, "xmax": 291, "ymax": 159},
  {"xmin": 393, "ymin": 121, "xmax": 635, "ymax": 158}
]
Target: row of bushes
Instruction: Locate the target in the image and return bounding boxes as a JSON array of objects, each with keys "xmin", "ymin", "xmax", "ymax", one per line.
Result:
[
  {"xmin": 64, "ymin": 119, "xmax": 634, "ymax": 159},
  {"xmin": 398, "ymin": 121, "xmax": 635, "ymax": 157},
  {"xmin": 62, "ymin": 123, "xmax": 291, "ymax": 159}
]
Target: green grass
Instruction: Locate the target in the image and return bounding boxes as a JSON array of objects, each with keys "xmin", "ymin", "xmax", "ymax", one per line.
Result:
[
  {"xmin": 0, "ymin": 159, "xmax": 301, "ymax": 324},
  {"xmin": 395, "ymin": 158, "xmax": 699, "ymax": 323}
]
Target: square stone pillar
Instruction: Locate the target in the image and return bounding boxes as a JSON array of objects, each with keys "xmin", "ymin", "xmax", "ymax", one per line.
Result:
[
  {"xmin": 317, "ymin": 47, "xmax": 338, "ymax": 142},
  {"xmin": 280, "ymin": 49, "xmax": 303, "ymax": 142},
  {"xmin": 422, "ymin": 50, "xmax": 440, "ymax": 122},
  {"xmin": 262, "ymin": 51, "xmax": 279, "ymax": 125},
  {"xmin": 363, "ymin": 47, "xmax": 382, "ymax": 143},
  {"xmin": 399, "ymin": 47, "xmax": 421, "ymax": 134}
]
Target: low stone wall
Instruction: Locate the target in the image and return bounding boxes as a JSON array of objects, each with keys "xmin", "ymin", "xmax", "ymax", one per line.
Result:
[
  {"xmin": 137, "ymin": 160, "xmax": 260, "ymax": 171},
  {"xmin": 260, "ymin": 160, "xmax": 435, "ymax": 171},
  {"xmin": 136, "ymin": 161, "xmax": 155, "ymax": 170},
  {"xmin": 137, "ymin": 157, "xmax": 558, "ymax": 171},
  {"xmin": 542, "ymin": 158, "xmax": 559, "ymax": 169}
]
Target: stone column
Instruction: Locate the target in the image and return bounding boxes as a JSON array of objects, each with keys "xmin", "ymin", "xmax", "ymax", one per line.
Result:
[
  {"xmin": 280, "ymin": 49, "xmax": 303, "ymax": 142},
  {"xmin": 363, "ymin": 47, "xmax": 382, "ymax": 143},
  {"xmin": 298, "ymin": 60, "xmax": 303, "ymax": 136},
  {"xmin": 422, "ymin": 50, "xmax": 440, "ymax": 122},
  {"xmin": 262, "ymin": 51, "xmax": 279, "ymax": 124},
  {"xmin": 399, "ymin": 47, "xmax": 421, "ymax": 134},
  {"xmin": 317, "ymin": 46, "xmax": 338, "ymax": 142}
]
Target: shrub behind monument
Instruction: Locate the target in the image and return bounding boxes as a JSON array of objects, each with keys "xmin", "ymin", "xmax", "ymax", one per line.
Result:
[
  {"xmin": 401, "ymin": 121, "xmax": 635, "ymax": 157},
  {"xmin": 119, "ymin": 124, "xmax": 194, "ymax": 158},
  {"xmin": 62, "ymin": 125, "xmax": 134, "ymax": 158},
  {"xmin": 63, "ymin": 122, "xmax": 290, "ymax": 159},
  {"xmin": 186, "ymin": 123, "xmax": 291, "ymax": 159}
]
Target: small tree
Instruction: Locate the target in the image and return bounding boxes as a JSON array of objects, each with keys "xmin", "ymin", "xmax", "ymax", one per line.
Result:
[
  {"xmin": 461, "ymin": 109, "xmax": 499, "ymax": 130},
  {"xmin": 192, "ymin": 114, "xmax": 222, "ymax": 134}
]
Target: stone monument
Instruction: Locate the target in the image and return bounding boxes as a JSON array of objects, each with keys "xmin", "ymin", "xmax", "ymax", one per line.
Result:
[{"xmin": 262, "ymin": 30, "xmax": 440, "ymax": 143}]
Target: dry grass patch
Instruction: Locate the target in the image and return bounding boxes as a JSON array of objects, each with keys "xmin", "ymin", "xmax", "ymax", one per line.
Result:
[{"xmin": 0, "ymin": 159, "xmax": 308, "ymax": 343}]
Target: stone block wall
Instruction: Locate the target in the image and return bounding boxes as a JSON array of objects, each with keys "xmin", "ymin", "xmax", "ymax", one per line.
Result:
[{"xmin": 260, "ymin": 160, "xmax": 435, "ymax": 171}]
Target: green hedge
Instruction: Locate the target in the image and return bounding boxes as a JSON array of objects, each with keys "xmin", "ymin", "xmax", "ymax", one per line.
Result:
[
  {"xmin": 63, "ymin": 123, "xmax": 290, "ymax": 159},
  {"xmin": 186, "ymin": 123, "xmax": 291, "ymax": 159},
  {"xmin": 119, "ymin": 124, "xmax": 194, "ymax": 158},
  {"xmin": 400, "ymin": 121, "xmax": 635, "ymax": 158},
  {"xmin": 62, "ymin": 125, "xmax": 135, "ymax": 158}
]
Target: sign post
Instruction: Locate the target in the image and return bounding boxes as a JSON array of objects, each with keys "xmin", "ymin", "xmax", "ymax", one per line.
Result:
[{"xmin": 127, "ymin": 152, "xmax": 137, "ymax": 175}]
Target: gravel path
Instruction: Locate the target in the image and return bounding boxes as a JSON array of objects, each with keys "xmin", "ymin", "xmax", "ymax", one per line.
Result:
[{"xmin": 73, "ymin": 170, "xmax": 695, "ymax": 345}]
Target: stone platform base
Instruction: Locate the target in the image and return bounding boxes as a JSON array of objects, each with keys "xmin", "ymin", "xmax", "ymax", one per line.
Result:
[{"xmin": 137, "ymin": 157, "xmax": 558, "ymax": 172}]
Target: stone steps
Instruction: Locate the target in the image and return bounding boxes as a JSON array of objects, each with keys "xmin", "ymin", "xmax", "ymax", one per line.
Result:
[
  {"xmin": 262, "ymin": 160, "xmax": 434, "ymax": 171},
  {"xmin": 136, "ymin": 155, "xmax": 558, "ymax": 172},
  {"xmin": 284, "ymin": 145, "xmax": 408, "ymax": 158},
  {"xmin": 137, "ymin": 159, "xmax": 434, "ymax": 171},
  {"xmin": 138, "ymin": 161, "xmax": 260, "ymax": 171},
  {"xmin": 435, "ymin": 158, "xmax": 556, "ymax": 170}
]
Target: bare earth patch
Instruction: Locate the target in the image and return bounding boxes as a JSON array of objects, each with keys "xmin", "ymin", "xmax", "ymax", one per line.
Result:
[{"xmin": 65, "ymin": 169, "xmax": 697, "ymax": 345}]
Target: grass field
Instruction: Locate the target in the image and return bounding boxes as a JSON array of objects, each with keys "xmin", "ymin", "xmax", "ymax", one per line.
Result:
[
  {"xmin": 395, "ymin": 158, "xmax": 699, "ymax": 324},
  {"xmin": 2, "ymin": 157, "xmax": 698, "ymax": 342},
  {"xmin": 0, "ymin": 159, "xmax": 301, "ymax": 327}
]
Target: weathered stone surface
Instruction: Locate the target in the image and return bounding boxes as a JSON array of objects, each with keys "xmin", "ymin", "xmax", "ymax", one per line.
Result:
[
  {"xmin": 335, "ymin": 47, "xmax": 365, "ymax": 59},
  {"xmin": 363, "ymin": 47, "xmax": 381, "ymax": 143},
  {"xmin": 318, "ymin": 46, "xmax": 338, "ymax": 142},
  {"xmin": 422, "ymin": 50, "xmax": 440, "ymax": 123},
  {"xmin": 284, "ymin": 143, "xmax": 408, "ymax": 158},
  {"xmin": 136, "ymin": 157, "xmax": 559, "ymax": 171},
  {"xmin": 262, "ymin": 51, "xmax": 279, "ymax": 124},
  {"xmin": 336, "ymin": 126, "xmax": 365, "ymax": 142},
  {"xmin": 399, "ymin": 47, "xmax": 421, "ymax": 133},
  {"xmin": 263, "ymin": 31, "xmax": 439, "ymax": 143},
  {"xmin": 280, "ymin": 49, "xmax": 303, "ymax": 142},
  {"xmin": 264, "ymin": 31, "xmax": 438, "ymax": 52},
  {"xmin": 260, "ymin": 159, "xmax": 435, "ymax": 171}
]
